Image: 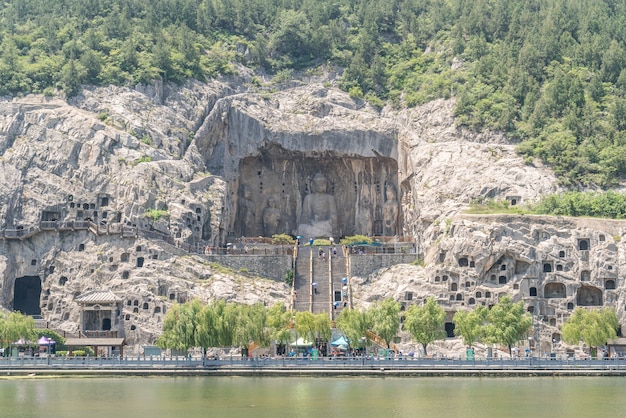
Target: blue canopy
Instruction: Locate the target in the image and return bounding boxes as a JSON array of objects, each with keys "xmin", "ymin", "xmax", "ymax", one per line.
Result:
[{"xmin": 331, "ymin": 336, "xmax": 349, "ymax": 347}]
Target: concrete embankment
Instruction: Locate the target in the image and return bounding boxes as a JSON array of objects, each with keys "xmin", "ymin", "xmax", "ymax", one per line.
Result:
[{"xmin": 3, "ymin": 366, "xmax": 626, "ymax": 378}]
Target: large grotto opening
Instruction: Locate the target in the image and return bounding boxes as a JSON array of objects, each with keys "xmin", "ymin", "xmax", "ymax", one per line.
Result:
[
  {"xmin": 13, "ymin": 276, "xmax": 42, "ymax": 315},
  {"xmin": 234, "ymin": 149, "xmax": 400, "ymax": 238}
]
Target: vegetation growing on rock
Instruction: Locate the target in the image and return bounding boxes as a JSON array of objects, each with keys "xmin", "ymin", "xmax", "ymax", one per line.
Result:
[{"xmin": 3, "ymin": 1, "xmax": 626, "ymax": 186}]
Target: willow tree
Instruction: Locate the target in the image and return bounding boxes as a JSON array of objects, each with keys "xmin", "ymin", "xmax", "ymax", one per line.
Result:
[
  {"xmin": 212, "ymin": 301, "xmax": 264, "ymax": 348},
  {"xmin": 0, "ymin": 311, "xmax": 37, "ymax": 350},
  {"xmin": 336, "ymin": 308, "xmax": 372, "ymax": 350},
  {"xmin": 157, "ymin": 299, "xmax": 204, "ymax": 352},
  {"xmin": 562, "ymin": 307, "xmax": 618, "ymax": 354},
  {"xmin": 294, "ymin": 311, "xmax": 331, "ymax": 347},
  {"xmin": 483, "ymin": 296, "xmax": 532, "ymax": 355},
  {"xmin": 369, "ymin": 297, "xmax": 401, "ymax": 348},
  {"xmin": 453, "ymin": 305, "xmax": 488, "ymax": 347},
  {"xmin": 403, "ymin": 296, "xmax": 446, "ymax": 356},
  {"xmin": 234, "ymin": 302, "xmax": 269, "ymax": 347},
  {"xmin": 267, "ymin": 303, "xmax": 292, "ymax": 352}
]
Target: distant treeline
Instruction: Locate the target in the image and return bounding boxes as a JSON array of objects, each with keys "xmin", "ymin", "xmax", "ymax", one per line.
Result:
[
  {"xmin": 2, "ymin": 0, "xmax": 626, "ymax": 187},
  {"xmin": 534, "ymin": 191, "xmax": 626, "ymax": 219},
  {"xmin": 470, "ymin": 191, "xmax": 626, "ymax": 219}
]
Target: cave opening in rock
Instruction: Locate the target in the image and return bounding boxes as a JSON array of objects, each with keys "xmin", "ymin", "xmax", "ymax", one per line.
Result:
[
  {"xmin": 445, "ymin": 322, "xmax": 455, "ymax": 338},
  {"xmin": 13, "ymin": 276, "xmax": 41, "ymax": 315}
]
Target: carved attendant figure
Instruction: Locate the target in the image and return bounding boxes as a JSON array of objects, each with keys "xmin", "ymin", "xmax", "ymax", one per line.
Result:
[
  {"xmin": 297, "ymin": 172, "xmax": 338, "ymax": 238},
  {"xmin": 356, "ymin": 196, "xmax": 373, "ymax": 236},
  {"xmin": 262, "ymin": 196, "xmax": 281, "ymax": 237},
  {"xmin": 382, "ymin": 184, "xmax": 399, "ymax": 236},
  {"xmin": 239, "ymin": 185, "xmax": 256, "ymax": 236}
]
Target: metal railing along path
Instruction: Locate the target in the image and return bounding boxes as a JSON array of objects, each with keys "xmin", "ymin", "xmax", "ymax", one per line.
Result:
[{"xmin": 2, "ymin": 355, "xmax": 626, "ymax": 372}]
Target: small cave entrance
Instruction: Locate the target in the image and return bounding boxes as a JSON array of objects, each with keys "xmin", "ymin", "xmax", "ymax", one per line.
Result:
[
  {"xmin": 445, "ymin": 322, "xmax": 455, "ymax": 338},
  {"xmin": 13, "ymin": 276, "xmax": 42, "ymax": 315}
]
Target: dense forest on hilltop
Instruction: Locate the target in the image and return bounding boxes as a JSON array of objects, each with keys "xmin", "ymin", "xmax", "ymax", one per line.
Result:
[{"xmin": 2, "ymin": 0, "xmax": 626, "ymax": 188}]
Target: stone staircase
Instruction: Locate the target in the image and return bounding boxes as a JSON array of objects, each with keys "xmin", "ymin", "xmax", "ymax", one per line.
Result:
[
  {"xmin": 294, "ymin": 246, "xmax": 350, "ymax": 320},
  {"xmin": 311, "ymin": 249, "xmax": 330, "ymax": 315},
  {"xmin": 330, "ymin": 247, "xmax": 348, "ymax": 321},
  {"xmin": 293, "ymin": 247, "xmax": 313, "ymax": 312}
]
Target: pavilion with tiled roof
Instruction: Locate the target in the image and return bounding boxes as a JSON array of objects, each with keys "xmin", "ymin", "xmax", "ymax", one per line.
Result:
[{"xmin": 67, "ymin": 290, "xmax": 125, "ymax": 356}]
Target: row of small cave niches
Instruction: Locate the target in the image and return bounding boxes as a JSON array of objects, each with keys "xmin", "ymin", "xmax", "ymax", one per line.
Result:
[
  {"xmin": 447, "ymin": 239, "xmax": 596, "ymax": 268},
  {"xmin": 74, "ymin": 244, "xmax": 158, "ymax": 269},
  {"xmin": 123, "ymin": 292, "xmax": 187, "ymax": 317}
]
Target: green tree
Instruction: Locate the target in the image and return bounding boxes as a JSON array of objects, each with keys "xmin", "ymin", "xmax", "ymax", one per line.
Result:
[
  {"xmin": 61, "ymin": 52, "xmax": 83, "ymax": 97},
  {"xmin": 294, "ymin": 311, "xmax": 330, "ymax": 347},
  {"xmin": 267, "ymin": 303, "xmax": 292, "ymax": 350},
  {"xmin": 403, "ymin": 296, "xmax": 446, "ymax": 356},
  {"xmin": 270, "ymin": 10, "xmax": 314, "ymax": 65},
  {"xmin": 561, "ymin": 307, "xmax": 618, "ymax": 353},
  {"xmin": 272, "ymin": 234, "xmax": 295, "ymax": 245},
  {"xmin": 453, "ymin": 305, "xmax": 488, "ymax": 347},
  {"xmin": 336, "ymin": 308, "xmax": 372, "ymax": 351},
  {"xmin": 369, "ymin": 297, "xmax": 401, "ymax": 349},
  {"xmin": 235, "ymin": 302, "xmax": 269, "ymax": 348},
  {"xmin": 0, "ymin": 311, "xmax": 37, "ymax": 351},
  {"xmin": 157, "ymin": 299, "xmax": 204, "ymax": 352},
  {"xmin": 483, "ymin": 296, "xmax": 532, "ymax": 355}
]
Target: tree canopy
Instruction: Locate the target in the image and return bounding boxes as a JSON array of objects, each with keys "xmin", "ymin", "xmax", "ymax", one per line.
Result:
[
  {"xmin": 482, "ymin": 296, "xmax": 532, "ymax": 355},
  {"xmin": 336, "ymin": 308, "xmax": 373, "ymax": 350},
  {"xmin": 0, "ymin": 311, "xmax": 37, "ymax": 349},
  {"xmin": 453, "ymin": 305, "xmax": 488, "ymax": 348},
  {"xmin": 561, "ymin": 307, "xmax": 618, "ymax": 349},
  {"xmin": 4, "ymin": 1, "xmax": 626, "ymax": 185},
  {"xmin": 403, "ymin": 296, "xmax": 446, "ymax": 356},
  {"xmin": 158, "ymin": 299, "xmax": 275, "ymax": 352},
  {"xmin": 369, "ymin": 297, "xmax": 401, "ymax": 349}
]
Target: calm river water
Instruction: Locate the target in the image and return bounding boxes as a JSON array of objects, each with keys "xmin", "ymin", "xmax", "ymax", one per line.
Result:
[{"xmin": 1, "ymin": 376, "xmax": 624, "ymax": 418}]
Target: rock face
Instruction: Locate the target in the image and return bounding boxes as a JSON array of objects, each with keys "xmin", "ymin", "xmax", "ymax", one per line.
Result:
[
  {"xmin": 352, "ymin": 214, "xmax": 626, "ymax": 354},
  {"xmin": 1, "ymin": 75, "xmax": 620, "ymax": 354}
]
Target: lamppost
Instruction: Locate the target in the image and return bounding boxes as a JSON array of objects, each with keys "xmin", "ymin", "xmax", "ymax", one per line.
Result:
[
  {"xmin": 292, "ymin": 314, "xmax": 297, "ymax": 357},
  {"xmin": 361, "ymin": 336, "xmax": 366, "ymax": 355}
]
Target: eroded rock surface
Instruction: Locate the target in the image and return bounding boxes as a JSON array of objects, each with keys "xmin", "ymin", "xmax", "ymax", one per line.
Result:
[{"xmin": 4, "ymin": 77, "xmax": 616, "ymax": 355}]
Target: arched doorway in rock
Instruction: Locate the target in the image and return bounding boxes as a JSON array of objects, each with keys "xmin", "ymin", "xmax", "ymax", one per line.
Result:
[
  {"xmin": 445, "ymin": 322, "xmax": 455, "ymax": 338},
  {"xmin": 13, "ymin": 276, "xmax": 41, "ymax": 315},
  {"xmin": 102, "ymin": 318, "xmax": 112, "ymax": 331}
]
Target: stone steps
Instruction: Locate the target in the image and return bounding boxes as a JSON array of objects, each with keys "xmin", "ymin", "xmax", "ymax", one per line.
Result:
[{"xmin": 293, "ymin": 246, "xmax": 349, "ymax": 320}]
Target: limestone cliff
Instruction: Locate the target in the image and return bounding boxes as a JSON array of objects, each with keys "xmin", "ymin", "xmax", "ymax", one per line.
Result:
[{"xmin": 2, "ymin": 76, "xmax": 619, "ymax": 354}]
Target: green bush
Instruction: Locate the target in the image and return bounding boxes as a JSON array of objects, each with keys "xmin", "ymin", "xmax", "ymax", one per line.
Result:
[
  {"xmin": 340, "ymin": 235, "xmax": 372, "ymax": 246},
  {"xmin": 285, "ymin": 270, "xmax": 294, "ymax": 286},
  {"xmin": 272, "ymin": 234, "xmax": 295, "ymax": 245},
  {"xmin": 313, "ymin": 239, "xmax": 331, "ymax": 246},
  {"xmin": 133, "ymin": 156, "xmax": 152, "ymax": 165},
  {"xmin": 144, "ymin": 209, "xmax": 169, "ymax": 221}
]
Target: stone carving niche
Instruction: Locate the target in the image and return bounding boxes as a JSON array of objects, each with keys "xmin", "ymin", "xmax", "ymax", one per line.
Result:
[
  {"xmin": 544, "ymin": 282, "xmax": 566, "ymax": 298},
  {"xmin": 233, "ymin": 151, "xmax": 400, "ymax": 238},
  {"xmin": 576, "ymin": 285, "xmax": 602, "ymax": 306}
]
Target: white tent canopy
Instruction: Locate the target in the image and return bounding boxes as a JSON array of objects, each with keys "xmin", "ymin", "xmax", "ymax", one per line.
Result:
[{"xmin": 290, "ymin": 337, "xmax": 313, "ymax": 347}]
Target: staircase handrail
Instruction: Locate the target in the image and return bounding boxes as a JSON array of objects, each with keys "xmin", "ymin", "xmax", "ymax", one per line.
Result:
[{"xmin": 366, "ymin": 330, "xmax": 398, "ymax": 352}]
